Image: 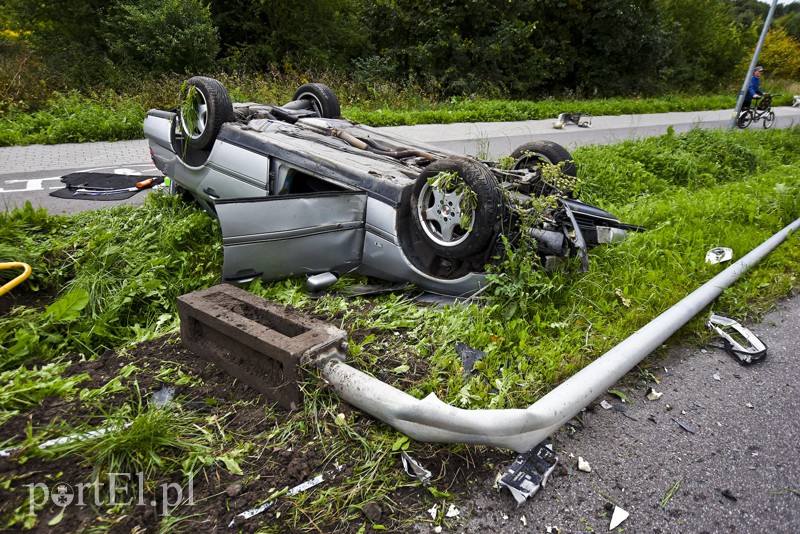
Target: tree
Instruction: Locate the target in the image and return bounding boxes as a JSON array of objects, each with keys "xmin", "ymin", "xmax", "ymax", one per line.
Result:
[
  {"xmin": 758, "ymin": 26, "xmax": 800, "ymax": 80},
  {"xmin": 104, "ymin": 0, "xmax": 219, "ymax": 76},
  {"xmin": 656, "ymin": 0, "xmax": 748, "ymax": 89},
  {"xmin": 210, "ymin": 0, "xmax": 368, "ymax": 73}
]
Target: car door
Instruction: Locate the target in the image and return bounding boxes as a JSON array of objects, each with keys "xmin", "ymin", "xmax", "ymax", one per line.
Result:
[
  {"xmin": 194, "ymin": 141, "xmax": 270, "ymax": 203},
  {"xmin": 216, "ymin": 191, "xmax": 368, "ymax": 283}
]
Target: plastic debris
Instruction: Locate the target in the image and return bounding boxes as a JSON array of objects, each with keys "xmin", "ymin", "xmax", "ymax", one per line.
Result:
[
  {"xmin": 455, "ymin": 342, "xmax": 486, "ymax": 374},
  {"xmin": 445, "ymin": 504, "xmax": 460, "ymax": 518},
  {"xmin": 600, "ymin": 400, "xmax": 613, "ymax": 410},
  {"xmin": 746, "ymin": 402, "xmax": 754, "ymax": 409},
  {"xmin": 228, "ymin": 464, "xmax": 344, "ymax": 527},
  {"xmin": 433, "ymin": 526, "xmax": 443, "ymax": 533},
  {"xmin": 705, "ymin": 247, "xmax": 733, "ymax": 264},
  {"xmin": 546, "ymin": 527, "xmax": 561, "ymax": 534},
  {"xmin": 713, "ymin": 373, "xmax": 721, "ymax": 381},
  {"xmin": 646, "ymin": 387, "xmax": 663, "ymax": 401},
  {"xmin": 672, "ymin": 418, "xmax": 696, "ymax": 434},
  {"xmin": 497, "ymin": 442, "xmax": 558, "ymax": 504},
  {"xmin": 520, "ymin": 515, "xmax": 528, "ymax": 526},
  {"xmin": 0, "ymin": 423, "xmax": 131, "ymax": 458},
  {"xmin": 577, "ymin": 456, "xmax": 592, "ymax": 473},
  {"xmin": 151, "ymin": 386, "xmax": 175, "ymax": 408},
  {"xmin": 707, "ymin": 313, "xmax": 767, "ymax": 365},
  {"xmin": 428, "ymin": 504, "xmax": 439, "ymax": 520},
  {"xmin": 609, "ymin": 506, "xmax": 629, "ymax": 530},
  {"xmin": 401, "ymin": 451, "xmax": 432, "ymax": 484}
]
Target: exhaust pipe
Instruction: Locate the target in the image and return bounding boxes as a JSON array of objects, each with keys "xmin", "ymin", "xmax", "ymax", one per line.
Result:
[{"xmin": 317, "ymin": 217, "xmax": 800, "ymax": 452}]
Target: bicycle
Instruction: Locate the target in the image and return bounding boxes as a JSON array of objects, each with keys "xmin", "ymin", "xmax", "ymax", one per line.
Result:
[{"xmin": 737, "ymin": 93, "xmax": 781, "ymax": 129}]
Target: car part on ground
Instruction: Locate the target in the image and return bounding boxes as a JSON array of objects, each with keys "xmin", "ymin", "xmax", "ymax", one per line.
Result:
[
  {"xmin": 707, "ymin": 313, "xmax": 767, "ymax": 365},
  {"xmin": 146, "ymin": 77, "xmax": 641, "ymax": 296},
  {"xmin": 552, "ymin": 112, "xmax": 592, "ymax": 129},
  {"xmin": 177, "ymin": 215, "xmax": 799, "ymax": 453}
]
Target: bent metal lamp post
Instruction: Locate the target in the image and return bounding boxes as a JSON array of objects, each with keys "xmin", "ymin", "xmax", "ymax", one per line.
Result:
[{"xmin": 316, "ymin": 217, "xmax": 800, "ymax": 452}]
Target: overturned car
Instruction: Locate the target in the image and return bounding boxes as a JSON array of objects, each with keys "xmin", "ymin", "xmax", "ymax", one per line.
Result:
[{"xmin": 145, "ymin": 77, "xmax": 639, "ymax": 296}]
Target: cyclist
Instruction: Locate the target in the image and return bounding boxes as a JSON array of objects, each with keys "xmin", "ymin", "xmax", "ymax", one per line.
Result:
[{"xmin": 743, "ymin": 66, "xmax": 765, "ymax": 109}]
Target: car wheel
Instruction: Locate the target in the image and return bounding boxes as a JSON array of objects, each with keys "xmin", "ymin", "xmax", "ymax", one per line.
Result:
[
  {"xmin": 763, "ymin": 110, "xmax": 775, "ymax": 129},
  {"xmin": 292, "ymin": 83, "xmax": 341, "ymax": 118},
  {"xmin": 179, "ymin": 76, "xmax": 234, "ymax": 151},
  {"xmin": 411, "ymin": 157, "xmax": 502, "ymax": 260},
  {"xmin": 510, "ymin": 140, "xmax": 577, "ymax": 196},
  {"xmin": 736, "ymin": 109, "xmax": 753, "ymax": 129}
]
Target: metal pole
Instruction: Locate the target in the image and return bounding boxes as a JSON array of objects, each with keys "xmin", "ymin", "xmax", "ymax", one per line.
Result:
[
  {"xmin": 729, "ymin": 0, "xmax": 779, "ymax": 129},
  {"xmin": 320, "ymin": 216, "xmax": 800, "ymax": 452}
]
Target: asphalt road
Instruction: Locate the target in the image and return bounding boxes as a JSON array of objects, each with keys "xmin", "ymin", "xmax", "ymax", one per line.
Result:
[
  {"xmin": 2, "ymin": 107, "xmax": 800, "ymax": 215},
  {"xmin": 1, "ymin": 109, "xmax": 798, "ymax": 532}
]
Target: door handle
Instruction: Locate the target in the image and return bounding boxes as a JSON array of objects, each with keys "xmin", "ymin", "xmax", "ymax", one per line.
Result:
[{"xmin": 203, "ymin": 187, "xmax": 220, "ymax": 199}]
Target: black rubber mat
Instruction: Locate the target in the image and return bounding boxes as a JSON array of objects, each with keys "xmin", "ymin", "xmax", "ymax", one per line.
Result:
[{"xmin": 50, "ymin": 172, "xmax": 163, "ymax": 201}]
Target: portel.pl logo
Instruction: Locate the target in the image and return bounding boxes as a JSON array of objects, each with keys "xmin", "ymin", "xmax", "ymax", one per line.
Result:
[{"xmin": 27, "ymin": 473, "xmax": 194, "ymax": 515}]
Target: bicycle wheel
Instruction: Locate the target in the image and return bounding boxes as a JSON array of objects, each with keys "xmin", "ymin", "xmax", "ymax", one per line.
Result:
[
  {"xmin": 737, "ymin": 109, "xmax": 753, "ymax": 129},
  {"xmin": 763, "ymin": 110, "xmax": 775, "ymax": 129}
]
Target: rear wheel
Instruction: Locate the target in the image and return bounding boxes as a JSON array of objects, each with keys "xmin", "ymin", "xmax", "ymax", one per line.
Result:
[
  {"xmin": 737, "ymin": 109, "xmax": 753, "ymax": 129},
  {"xmin": 292, "ymin": 83, "xmax": 341, "ymax": 118},
  {"xmin": 410, "ymin": 157, "xmax": 502, "ymax": 260},
  {"xmin": 763, "ymin": 110, "xmax": 775, "ymax": 129},
  {"xmin": 510, "ymin": 140, "xmax": 577, "ymax": 196},
  {"xmin": 179, "ymin": 77, "xmax": 234, "ymax": 151}
]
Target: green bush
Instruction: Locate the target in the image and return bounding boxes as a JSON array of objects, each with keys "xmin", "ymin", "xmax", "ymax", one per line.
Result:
[{"xmin": 104, "ymin": 0, "xmax": 219, "ymax": 76}]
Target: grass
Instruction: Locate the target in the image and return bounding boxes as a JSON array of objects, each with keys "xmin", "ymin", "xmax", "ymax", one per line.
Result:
[{"xmin": 0, "ymin": 126, "xmax": 799, "ymax": 531}]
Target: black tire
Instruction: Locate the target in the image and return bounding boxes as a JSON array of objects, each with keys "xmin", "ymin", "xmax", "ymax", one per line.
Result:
[
  {"xmin": 510, "ymin": 140, "xmax": 577, "ymax": 196},
  {"xmin": 737, "ymin": 109, "xmax": 753, "ymax": 129},
  {"xmin": 292, "ymin": 83, "xmax": 341, "ymax": 118},
  {"xmin": 763, "ymin": 110, "xmax": 775, "ymax": 129},
  {"xmin": 179, "ymin": 76, "xmax": 234, "ymax": 151},
  {"xmin": 410, "ymin": 157, "xmax": 502, "ymax": 260}
]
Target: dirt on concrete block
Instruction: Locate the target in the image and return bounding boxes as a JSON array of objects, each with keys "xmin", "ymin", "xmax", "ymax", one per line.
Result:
[{"xmin": 177, "ymin": 284, "xmax": 347, "ymax": 409}]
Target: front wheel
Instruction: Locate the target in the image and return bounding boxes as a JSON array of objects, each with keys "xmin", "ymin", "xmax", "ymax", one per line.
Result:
[
  {"xmin": 736, "ymin": 109, "xmax": 753, "ymax": 129},
  {"xmin": 292, "ymin": 83, "xmax": 341, "ymax": 118},
  {"xmin": 410, "ymin": 157, "xmax": 502, "ymax": 260},
  {"xmin": 763, "ymin": 110, "xmax": 775, "ymax": 129}
]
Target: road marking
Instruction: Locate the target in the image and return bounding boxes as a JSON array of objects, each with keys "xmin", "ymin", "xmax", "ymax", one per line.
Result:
[{"xmin": 0, "ymin": 177, "xmax": 62, "ymax": 193}]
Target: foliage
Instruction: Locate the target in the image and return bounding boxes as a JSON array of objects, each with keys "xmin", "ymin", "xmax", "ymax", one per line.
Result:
[
  {"xmin": 0, "ymin": 194, "xmax": 221, "ymax": 370},
  {"xmin": 758, "ymin": 26, "xmax": 800, "ymax": 81},
  {"xmin": 210, "ymin": 0, "xmax": 368, "ymax": 72},
  {"xmin": 103, "ymin": 0, "xmax": 219, "ymax": 76},
  {"xmin": 0, "ymin": 91, "xmax": 145, "ymax": 145},
  {"xmin": 656, "ymin": 0, "xmax": 746, "ymax": 89}
]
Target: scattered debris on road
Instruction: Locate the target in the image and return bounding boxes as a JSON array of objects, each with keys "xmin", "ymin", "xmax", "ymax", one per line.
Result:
[
  {"xmin": 609, "ymin": 505, "xmax": 630, "ymax": 529},
  {"xmin": 577, "ymin": 456, "xmax": 592, "ymax": 473},
  {"xmin": 646, "ymin": 387, "xmax": 663, "ymax": 400},
  {"xmin": 672, "ymin": 418, "xmax": 697, "ymax": 434},
  {"xmin": 498, "ymin": 442, "xmax": 558, "ymax": 504},
  {"xmin": 707, "ymin": 312, "xmax": 767, "ymax": 365}
]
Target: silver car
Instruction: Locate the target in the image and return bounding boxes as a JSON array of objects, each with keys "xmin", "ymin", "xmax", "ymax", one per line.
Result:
[{"xmin": 144, "ymin": 76, "xmax": 638, "ymax": 296}]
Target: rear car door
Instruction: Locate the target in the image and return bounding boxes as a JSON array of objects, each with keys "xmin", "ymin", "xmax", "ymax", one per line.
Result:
[{"xmin": 216, "ymin": 191, "xmax": 368, "ymax": 283}]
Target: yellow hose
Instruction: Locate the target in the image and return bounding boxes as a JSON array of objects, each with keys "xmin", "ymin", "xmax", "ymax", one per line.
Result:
[{"xmin": 0, "ymin": 262, "xmax": 32, "ymax": 297}]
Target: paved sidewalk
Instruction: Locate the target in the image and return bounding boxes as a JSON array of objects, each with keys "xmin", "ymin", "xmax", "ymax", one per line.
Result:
[{"xmin": 1, "ymin": 140, "xmax": 150, "ymax": 174}]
